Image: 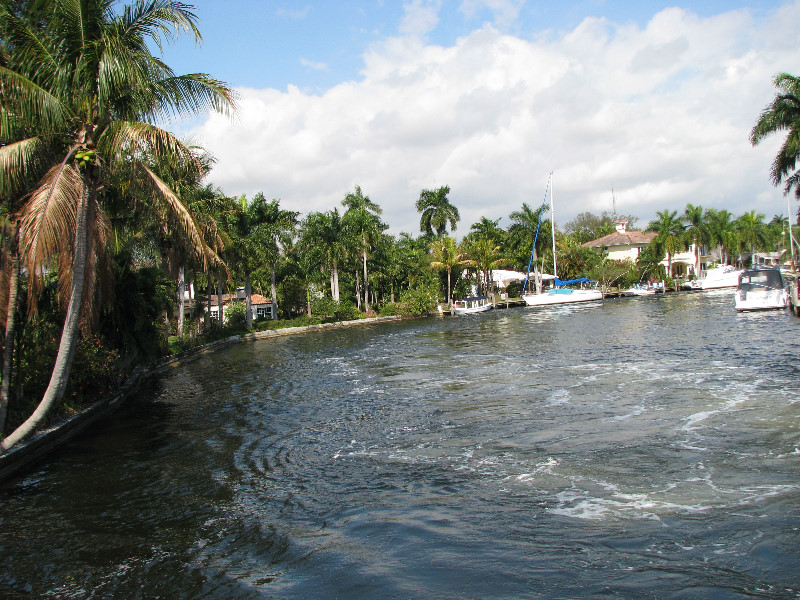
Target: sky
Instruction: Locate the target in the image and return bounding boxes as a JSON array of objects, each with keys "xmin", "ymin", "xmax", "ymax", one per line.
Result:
[{"xmin": 156, "ymin": 0, "xmax": 800, "ymax": 236}]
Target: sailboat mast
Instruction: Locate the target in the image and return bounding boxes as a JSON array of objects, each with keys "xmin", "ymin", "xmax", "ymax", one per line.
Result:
[{"xmin": 550, "ymin": 171, "xmax": 557, "ymax": 280}]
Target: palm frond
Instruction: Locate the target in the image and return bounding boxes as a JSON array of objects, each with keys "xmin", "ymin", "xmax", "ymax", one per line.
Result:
[
  {"xmin": 0, "ymin": 136, "xmax": 43, "ymax": 199},
  {"xmin": 139, "ymin": 163, "xmax": 212, "ymax": 269},
  {"xmin": 120, "ymin": 0, "xmax": 202, "ymax": 53},
  {"xmin": 0, "ymin": 66, "xmax": 71, "ymax": 133},
  {"xmin": 99, "ymin": 119, "xmax": 201, "ymax": 175},
  {"xmin": 148, "ymin": 73, "xmax": 238, "ymax": 121},
  {"xmin": 19, "ymin": 163, "xmax": 83, "ymax": 313}
]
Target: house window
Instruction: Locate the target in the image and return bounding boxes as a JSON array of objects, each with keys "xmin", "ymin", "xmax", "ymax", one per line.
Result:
[{"xmin": 256, "ymin": 306, "xmax": 271, "ymax": 320}]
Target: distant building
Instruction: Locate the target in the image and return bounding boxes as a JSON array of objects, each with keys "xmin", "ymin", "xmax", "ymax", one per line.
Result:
[
  {"xmin": 582, "ymin": 219, "xmax": 656, "ymax": 262},
  {"xmin": 208, "ymin": 289, "xmax": 275, "ymax": 322},
  {"xmin": 583, "ymin": 219, "xmax": 703, "ymax": 278}
]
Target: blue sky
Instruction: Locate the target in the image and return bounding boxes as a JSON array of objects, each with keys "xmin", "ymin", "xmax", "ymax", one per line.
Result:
[{"xmin": 156, "ymin": 0, "xmax": 800, "ymax": 235}]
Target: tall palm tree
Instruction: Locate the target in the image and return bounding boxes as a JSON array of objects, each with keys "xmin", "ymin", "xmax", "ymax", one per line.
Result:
[
  {"xmin": 469, "ymin": 216, "xmax": 505, "ymax": 246},
  {"xmin": 682, "ymin": 203, "xmax": 709, "ymax": 276},
  {"xmin": 245, "ymin": 195, "xmax": 298, "ymax": 320},
  {"xmin": 705, "ymin": 208, "xmax": 737, "ymax": 265},
  {"xmin": 735, "ymin": 210, "xmax": 768, "ymax": 265},
  {"xmin": 462, "ymin": 237, "xmax": 508, "ymax": 297},
  {"xmin": 416, "ymin": 185, "xmax": 460, "ymax": 237},
  {"xmin": 508, "ymin": 202, "xmax": 551, "ymax": 277},
  {"xmin": 647, "ymin": 210, "xmax": 685, "ymax": 278},
  {"xmin": 298, "ymin": 209, "xmax": 346, "ymax": 301},
  {"xmin": 429, "ymin": 236, "xmax": 465, "ymax": 308},
  {"xmin": 342, "ymin": 185, "xmax": 385, "ymax": 312},
  {"xmin": 750, "ymin": 73, "xmax": 800, "ymax": 200},
  {"xmin": 0, "ymin": 0, "xmax": 235, "ymax": 451}
]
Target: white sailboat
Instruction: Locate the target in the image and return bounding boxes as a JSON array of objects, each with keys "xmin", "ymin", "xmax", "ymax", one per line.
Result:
[{"xmin": 522, "ymin": 173, "xmax": 603, "ymax": 307}]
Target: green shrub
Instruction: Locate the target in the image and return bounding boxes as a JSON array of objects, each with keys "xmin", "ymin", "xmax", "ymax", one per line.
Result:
[
  {"xmin": 224, "ymin": 301, "xmax": 248, "ymax": 330},
  {"xmin": 310, "ymin": 297, "xmax": 362, "ymax": 321},
  {"xmin": 399, "ymin": 285, "xmax": 438, "ymax": 315}
]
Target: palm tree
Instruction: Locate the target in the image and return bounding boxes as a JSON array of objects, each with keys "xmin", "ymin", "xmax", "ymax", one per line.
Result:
[
  {"xmin": 416, "ymin": 186, "xmax": 460, "ymax": 237},
  {"xmin": 508, "ymin": 202, "xmax": 552, "ymax": 279},
  {"xmin": 750, "ymin": 73, "xmax": 800, "ymax": 200},
  {"xmin": 469, "ymin": 216, "xmax": 505, "ymax": 246},
  {"xmin": 298, "ymin": 209, "xmax": 347, "ymax": 302},
  {"xmin": 462, "ymin": 237, "xmax": 508, "ymax": 297},
  {"xmin": 705, "ymin": 208, "xmax": 737, "ymax": 265},
  {"xmin": 735, "ymin": 210, "xmax": 768, "ymax": 266},
  {"xmin": 342, "ymin": 185, "xmax": 385, "ymax": 312},
  {"xmin": 647, "ymin": 210, "xmax": 685, "ymax": 279},
  {"xmin": 0, "ymin": 0, "xmax": 235, "ymax": 451},
  {"xmin": 247, "ymin": 195, "xmax": 298, "ymax": 320},
  {"xmin": 682, "ymin": 204, "xmax": 709, "ymax": 276},
  {"xmin": 429, "ymin": 236, "xmax": 465, "ymax": 308}
]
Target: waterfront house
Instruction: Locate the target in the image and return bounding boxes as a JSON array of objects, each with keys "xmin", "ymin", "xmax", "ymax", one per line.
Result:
[
  {"xmin": 583, "ymin": 219, "xmax": 704, "ymax": 278},
  {"xmin": 582, "ymin": 219, "xmax": 657, "ymax": 262},
  {"xmin": 208, "ymin": 289, "xmax": 275, "ymax": 322}
]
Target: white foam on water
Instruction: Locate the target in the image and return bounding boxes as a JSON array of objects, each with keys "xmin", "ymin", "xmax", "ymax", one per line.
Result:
[{"xmin": 546, "ymin": 389, "xmax": 571, "ymax": 406}]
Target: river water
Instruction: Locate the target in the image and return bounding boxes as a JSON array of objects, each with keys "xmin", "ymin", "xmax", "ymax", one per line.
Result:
[{"xmin": 1, "ymin": 292, "xmax": 799, "ymax": 599}]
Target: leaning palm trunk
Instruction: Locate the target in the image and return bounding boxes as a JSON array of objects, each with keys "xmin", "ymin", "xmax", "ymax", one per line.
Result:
[
  {"xmin": 1, "ymin": 189, "xmax": 94, "ymax": 453},
  {"xmin": 0, "ymin": 225, "xmax": 20, "ymax": 434}
]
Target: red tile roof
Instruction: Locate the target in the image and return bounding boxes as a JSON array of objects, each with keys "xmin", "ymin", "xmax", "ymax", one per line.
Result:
[{"xmin": 583, "ymin": 230, "xmax": 656, "ymax": 248}]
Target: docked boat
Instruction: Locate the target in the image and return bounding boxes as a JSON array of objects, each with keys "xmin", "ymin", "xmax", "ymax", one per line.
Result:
[
  {"xmin": 684, "ymin": 265, "xmax": 742, "ymax": 290},
  {"xmin": 521, "ymin": 173, "xmax": 603, "ymax": 308},
  {"xmin": 621, "ymin": 284, "xmax": 656, "ymax": 297},
  {"xmin": 453, "ymin": 296, "xmax": 493, "ymax": 315},
  {"xmin": 524, "ymin": 278, "xmax": 602, "ymax": 306},
  {"xmin": 734, "ymin": 268, "xmax": 788, "ymax": 311}
]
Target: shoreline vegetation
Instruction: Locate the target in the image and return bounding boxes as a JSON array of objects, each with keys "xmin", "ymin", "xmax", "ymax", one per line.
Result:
[{"xmin": 2, "ymin": 1, "xmax": 799, "ymax": 468}]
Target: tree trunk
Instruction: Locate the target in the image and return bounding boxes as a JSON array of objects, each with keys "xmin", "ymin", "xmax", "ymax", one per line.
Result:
[
  {"xmin": 0, "ymin": 223, "xmax": 20, "ymax": 434},
  {"xmin": 206, "ymin": 276, "xmax": 212, "ymax": 329},
  {"xmin": 270, "ymin": 263, "xmax": 278, "ymax": 318},
  {"xmin": 216, "ymin": 278, "xmax": 224, "ymax": 324},
  {"xmin": 362, "ymin": 243, "xmax": 370, "ymax": 313},
  {"xmin": 355, "ymin": 270, "xmax": 362, "ymax": 310},
  {"xmin": 245, "ymin": 272, "xmax": 253, "ymax": 328},
  {"xmin": 177, "ymin": 265, "xmax": 185, "ymax": 340},
  {"xmin": 333, "ymin": 260, "xmax": 340, "ymax": 302},
  {"xmin": 1, "ymin": 188, "xmax": 94, "ymax": 453},
  {"xmin": 446, "ymin": 267, "xmax": 452, "ymax": 308}
]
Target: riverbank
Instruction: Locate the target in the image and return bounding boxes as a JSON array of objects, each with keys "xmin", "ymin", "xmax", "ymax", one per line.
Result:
[{"xmin": 0, "ymin": 314, "xmax": 408, "ymax": 483}]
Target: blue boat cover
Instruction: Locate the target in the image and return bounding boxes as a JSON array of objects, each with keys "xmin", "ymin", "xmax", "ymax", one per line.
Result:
[{"xmin": 554, "ymin": 277, "xmax": 598, "ymax": 287}]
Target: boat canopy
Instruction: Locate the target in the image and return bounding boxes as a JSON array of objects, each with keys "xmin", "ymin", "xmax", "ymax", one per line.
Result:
[
  {"xmin": 738, "ymin": 269, "xmax": 784, "ymax": 290},
  {"xmin": 457, "ymin": 296, "xmax": 490, "ymax": 302},
  {"xmin": 554, "ymin": 277, "xmax": 598, "ymax": 287}
]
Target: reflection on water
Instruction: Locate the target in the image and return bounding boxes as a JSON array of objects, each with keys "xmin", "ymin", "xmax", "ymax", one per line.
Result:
[{"xmin": 1, "ymin": 292, "xmax": 799, "ymax": 599}]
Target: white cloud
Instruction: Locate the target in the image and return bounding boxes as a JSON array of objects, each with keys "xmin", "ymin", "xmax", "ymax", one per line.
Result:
[
  {"xmin": 399, "ymin": 0, "xmax": 442, "ymax": 37},
  {"xmin": 300, "ymin": 57, "xmax": 328, "ymax": 71},
  {"xmin": 459, "ymin": 0, "xmax": 526, "ymax": 29},
  {"xmin": 190, "ymin": 2, "xmax": 800, "ymax": 236}
]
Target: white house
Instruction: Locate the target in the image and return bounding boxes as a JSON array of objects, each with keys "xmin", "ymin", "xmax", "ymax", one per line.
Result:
[
  {"xmin": 208, "ymin": 289, "xmax": 275, "ymax": 322},
  {"xmin": 582, "ymin": 219, "xmax": 656, "ymax": 262},
  {"xmin": 583, "ymin": 219, "xmax": 704, "ymax": 278}
]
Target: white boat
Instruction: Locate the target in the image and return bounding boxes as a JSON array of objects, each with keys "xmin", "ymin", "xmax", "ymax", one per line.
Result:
[
  {"xmin": 621, "ymin": 284, "xmax": 656, "ymax": 297},
  {"xmin": 684, "ymin": 265, "xmax": 742, "ymax": 290},
  {"xmin": 734, "ymin": 268, "xmax": 788, "ymax": 311},
  {"xmin": 521, "ymin": 173, "xmax": 603, "ymax": 307},
  {"xmin": 453, "ymin": 296, "xmax": 493, "ymax": 315},
  {"xmin": 523, "ymin": 284, "xmax": 603, "ymax": 306}
]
